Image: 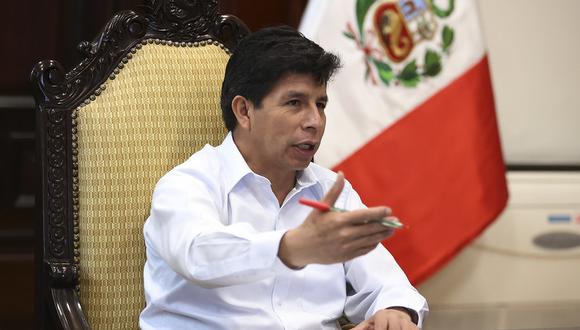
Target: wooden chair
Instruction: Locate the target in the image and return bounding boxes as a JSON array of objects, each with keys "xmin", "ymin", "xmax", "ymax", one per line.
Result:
[{"xmin": 31, "ymin": 0, "xmax": 248, "ymax": 328}]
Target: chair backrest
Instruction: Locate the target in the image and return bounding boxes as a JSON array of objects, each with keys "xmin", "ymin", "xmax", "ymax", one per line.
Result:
[
  {"xmin": 31, "ymin": 1, "xmax": 249, "ymax": 329},
  {"xmin": 77, "ymin": 41, "xmax": 229, "ymax": 328}
]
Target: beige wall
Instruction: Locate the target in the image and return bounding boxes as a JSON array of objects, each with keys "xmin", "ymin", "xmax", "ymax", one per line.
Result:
[{"xmin": 478, "ymin": 0, "xmax": 580, "ymax": 165}]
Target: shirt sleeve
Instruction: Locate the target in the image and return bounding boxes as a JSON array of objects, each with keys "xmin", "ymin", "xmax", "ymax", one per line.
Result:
[
  {"xmin": 340, "ymin": 186, "xmax": 429, "ymax": 328},
  {"xmin": 143, "ymin": 170, "xmax": 292, "ymax": 289}
]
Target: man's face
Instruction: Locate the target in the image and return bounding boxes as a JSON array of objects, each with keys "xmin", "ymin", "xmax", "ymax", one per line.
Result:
[{"xmin": 245, "ymin": 73, "xmax": 327, "ymax": 177}]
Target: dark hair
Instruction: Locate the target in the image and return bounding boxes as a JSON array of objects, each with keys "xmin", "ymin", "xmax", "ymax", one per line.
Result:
[{"xmin": 220, "ymin": 26, "xmax": 341, "ymax": 131}]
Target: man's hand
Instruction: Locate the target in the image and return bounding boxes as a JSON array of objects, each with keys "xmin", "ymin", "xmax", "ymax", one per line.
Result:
[
  {"xmin": 278, "ymin": 172, "xmax": 396, "ymax": 268},
  {"xmin": 352, "ymin": 308, "xmax": 418, "ymax": 330}
]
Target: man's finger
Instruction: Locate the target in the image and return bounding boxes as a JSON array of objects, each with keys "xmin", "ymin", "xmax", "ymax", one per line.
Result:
[
  {"xmin": 350, "ymin": 319, "xmax": 373, "ymax": 330},
  {"xmin": 349, "ymin": 225, "xmax": 393, "ymax": 243},
  {"xmin": 320, "ymin": 171, "xmax": 345, "ymax": 207},
  {"xmin": 341, "ymin": 206, "xmax": 392, "ymax": 225}
]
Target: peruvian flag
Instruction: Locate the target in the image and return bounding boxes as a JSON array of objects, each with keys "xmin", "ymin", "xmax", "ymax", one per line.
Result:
[{"xmin": 300, "ymin": 0, "xmax": 508, "ymax": 284}]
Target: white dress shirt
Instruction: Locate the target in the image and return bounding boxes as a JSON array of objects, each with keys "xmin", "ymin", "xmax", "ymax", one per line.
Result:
[{"xmin": 140, "ymin": 132, "xmax": 428, "ymax": 329}]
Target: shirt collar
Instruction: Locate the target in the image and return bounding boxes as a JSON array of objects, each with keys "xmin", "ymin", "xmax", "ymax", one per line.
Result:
[
  {"xmin": 217, "ymin": 132, "xmax": 254, "ymax": 193},
  {"xmin": 295, "ymin": 164, "xmax": 318, "ymax": 190},
  {"xmin": 217, "ymin": 131, "xmax": 321, "ymax": 193}
]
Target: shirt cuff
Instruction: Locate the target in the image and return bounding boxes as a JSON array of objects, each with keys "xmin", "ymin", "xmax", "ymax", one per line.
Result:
[
  {"xmin": 249, "ymin": 229, "xmax": 296, "ymax": 274},
  {"xmin": 386, "ymin": 306, "xmax": 419, "ymax": 325}
]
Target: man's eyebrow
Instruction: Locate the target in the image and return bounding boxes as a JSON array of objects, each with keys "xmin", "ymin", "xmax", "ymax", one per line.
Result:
[
  {"xmin": 284, "ymin": 91, "xmax": 307, "ymax": 99},
  {"xmin": 283, "ymin": 91, "xmax": 328, "ymax": 102}
]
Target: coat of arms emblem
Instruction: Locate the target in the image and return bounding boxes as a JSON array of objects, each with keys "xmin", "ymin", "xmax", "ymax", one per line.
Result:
[{"xmin": 344, "ymin": 0, "xmax": 455, "ymax": 87}]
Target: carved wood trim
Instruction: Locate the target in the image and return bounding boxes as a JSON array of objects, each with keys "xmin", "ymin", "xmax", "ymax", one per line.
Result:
[
  {"xmin": 145, "ymin": 0, "xmax": 219, "ymax": 40},
  {"xmin": 145, "ymin": 0, "xmax": 249, "ymax": 49}
]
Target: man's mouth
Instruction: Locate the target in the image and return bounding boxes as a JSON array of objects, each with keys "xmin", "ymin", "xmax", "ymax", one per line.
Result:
[{"xmin": 295, "ymin": 143, "xmax": 315, "ymax": 151}]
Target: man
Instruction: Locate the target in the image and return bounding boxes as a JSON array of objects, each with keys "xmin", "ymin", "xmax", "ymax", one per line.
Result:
[{"xmin": 140, "ymin": 26, "xmax": 428, "ymax": 329}]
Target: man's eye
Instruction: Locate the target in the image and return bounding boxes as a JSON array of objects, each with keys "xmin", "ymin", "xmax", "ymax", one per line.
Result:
[
  {"xmin": 287, "ymin": 100, "xmax": 300, "ymax": 106},
  {"xmin": 317, "ymin": 102, "xmax": 327, "ymax": 110}
]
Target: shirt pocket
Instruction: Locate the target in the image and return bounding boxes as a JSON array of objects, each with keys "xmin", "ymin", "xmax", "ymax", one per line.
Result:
[{"xmin": 300, "ymin": 264, "xmax": 346, "ymax": 318}]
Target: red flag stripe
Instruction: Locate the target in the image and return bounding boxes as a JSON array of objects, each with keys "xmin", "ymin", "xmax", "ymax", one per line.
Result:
[{"xmin": 333, "ymin": 56, "xmax": 508, "ymax": 284}]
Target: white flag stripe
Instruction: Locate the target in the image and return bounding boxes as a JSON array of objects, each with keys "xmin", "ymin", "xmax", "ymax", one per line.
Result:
[{"xmin": 301, "ymin": 0, "xmax": 487, "ymax": 167}]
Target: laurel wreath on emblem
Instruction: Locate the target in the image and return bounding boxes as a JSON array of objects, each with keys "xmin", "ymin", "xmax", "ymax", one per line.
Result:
[{"xmin": 344, "ymin": 0, "xmax": 455, "ymax": 87}]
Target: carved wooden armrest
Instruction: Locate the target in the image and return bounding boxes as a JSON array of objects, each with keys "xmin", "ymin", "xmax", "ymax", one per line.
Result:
[
  {"xmin": 48, "ymin": 262, "xmax": 90, "ymax": 330},
  {"xmin": 338, "ymin": 315, "xmax": 357, "ymax": 330}
]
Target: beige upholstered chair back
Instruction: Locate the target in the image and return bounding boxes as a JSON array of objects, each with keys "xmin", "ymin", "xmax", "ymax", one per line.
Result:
[{"xmin": 74, "ymin": 42, "xmax": 229, "ymax": 328}]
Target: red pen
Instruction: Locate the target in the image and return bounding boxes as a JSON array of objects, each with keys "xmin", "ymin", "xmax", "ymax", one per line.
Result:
[{"xmin": 298, "ymin": 197, "xmax": 405, "ymax": 229}]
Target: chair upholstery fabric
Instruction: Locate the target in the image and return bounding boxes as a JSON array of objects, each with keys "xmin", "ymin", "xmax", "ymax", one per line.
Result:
[{"xmin": 76, "ymin": 43, "xmax": 229, "ymax": 328}]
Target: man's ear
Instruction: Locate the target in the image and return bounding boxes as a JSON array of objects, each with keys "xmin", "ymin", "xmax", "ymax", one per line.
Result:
[{"xmin": 231, "ymin": 95, "xmax": 253, "ymax": 130}]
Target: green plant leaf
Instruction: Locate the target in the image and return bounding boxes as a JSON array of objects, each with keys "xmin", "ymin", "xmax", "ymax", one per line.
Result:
[
  {"xmin": 423, "ymin": 50, "xmax": 442, "ymax": 76},
  {"xmin": 427, "ymin": 0, "xmax": 455, "ymax": 18},
  {"xmin": 397, "ymin": 59, "xmax": 420, "ymax": 87},
  {"xmin": 372, "ymin": 59, "xmax": 394, "ymax": 85},
  {"xmin": 442, "ymin": 25, "xmax": 454, "ymax": 52},
  {"xmin": 356, "ymin": 0, "xmax": 376, "ymax": 41},
  {"xmin": 343, "ymin": 31, "xmax": 356, "ymax": 40}
]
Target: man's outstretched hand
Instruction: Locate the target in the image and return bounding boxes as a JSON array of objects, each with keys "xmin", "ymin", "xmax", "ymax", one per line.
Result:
[{"xmin": 278, "ymin": 172, "xmax": 396, "ymax": 268}]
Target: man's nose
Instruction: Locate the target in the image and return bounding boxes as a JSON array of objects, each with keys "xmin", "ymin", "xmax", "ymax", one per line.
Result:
[{"xmin": 303, "ymin": 104, "xmax": 324, "ymax": 130}]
